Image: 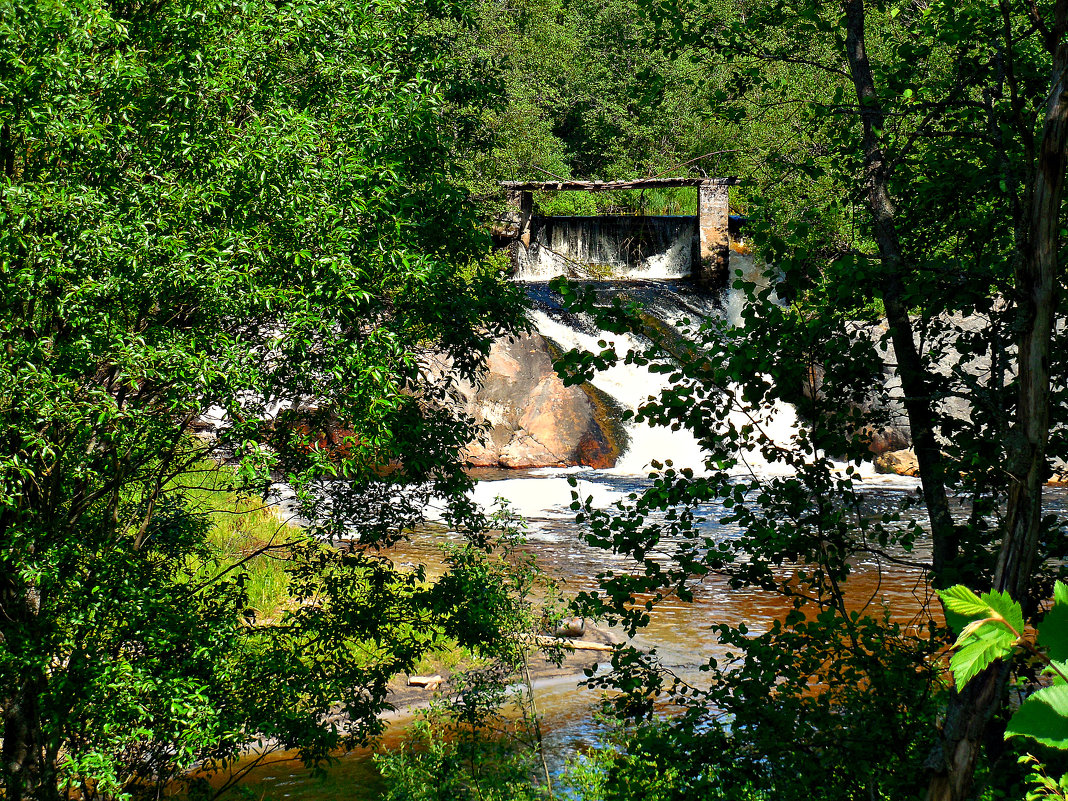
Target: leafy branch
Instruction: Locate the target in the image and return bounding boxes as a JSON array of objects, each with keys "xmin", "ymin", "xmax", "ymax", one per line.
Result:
[{"xmin": 940, "ymin": 581, "xmax": 1068, "ymax": 751}]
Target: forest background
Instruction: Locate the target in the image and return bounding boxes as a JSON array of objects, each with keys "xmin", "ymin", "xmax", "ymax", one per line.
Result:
[{"xmin": 3, "ymin": 0, "xmax": 1068, "ymax": 799}]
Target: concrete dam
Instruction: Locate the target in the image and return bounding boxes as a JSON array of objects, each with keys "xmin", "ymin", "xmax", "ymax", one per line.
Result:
[{"xmin": 497, "ymin": 177, "xmax": 739, "ymax": 283}]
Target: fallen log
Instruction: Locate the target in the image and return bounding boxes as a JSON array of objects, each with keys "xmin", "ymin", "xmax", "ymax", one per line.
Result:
[
  {"xmin": 521, "ymin": 634, "xmax": 615, "ymax": 652},
  {"xmin": 407, "ymin": 674, "xmax": 444, "ymax": 689}
]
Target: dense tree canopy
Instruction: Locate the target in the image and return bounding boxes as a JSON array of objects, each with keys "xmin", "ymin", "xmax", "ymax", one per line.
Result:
[
  {"xmin": 4, "ymin": 0, "xmax": 1068, "ymax": 796},
  {"xmin": 0, "ymin": 0, "xmax": 525, "ymax": 797}
]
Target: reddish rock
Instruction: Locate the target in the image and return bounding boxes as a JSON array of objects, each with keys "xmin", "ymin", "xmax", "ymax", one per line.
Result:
[
  {"xmin": 874, "ymin": 449, "xmax": 920, "ymax": 477},
  {"xmin": 862, "ymin": 425, "xmax": 911, "ymax": 455},
  {"xmin": 267, "ymin": 407, "xmax": 360, "ymax": 461}
]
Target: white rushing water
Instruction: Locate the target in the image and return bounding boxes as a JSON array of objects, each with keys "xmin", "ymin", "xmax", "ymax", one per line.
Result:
[
  {"xmin": 468, "ymin": 254, "xmax": 919, "ymax": 525},
  {"xmin": 514, "ymin": 216, "xmax": 696, "ymax": 281},
  {"xmin": 529, "ymin": 270, "xmax": 804, "ymax": 479}
]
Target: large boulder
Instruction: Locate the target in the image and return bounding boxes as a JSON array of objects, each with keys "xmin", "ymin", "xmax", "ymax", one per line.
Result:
[
  {"xmin": 860, "ymin": 423, "xmax": 912, "ymax": 456},
  {"xmin": 459, "ymin": 333, "xmax": 621, "ymax": 468}
]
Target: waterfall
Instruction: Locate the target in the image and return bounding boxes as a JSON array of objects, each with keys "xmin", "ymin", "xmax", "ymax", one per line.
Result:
[
  {"xmin": 462, "ymin": 253, "xmax": 915, "ymax": 527},
  {"xmin": 521, "ymin": 259, "xmax": 908, "ymax": 483},
  {"xmin": 524, "ymin": 269, "xmax": 800, "ymax": 477},
  {"xmin": 514, "ymin": 216, "xmax": 696, "ymax": 281}
]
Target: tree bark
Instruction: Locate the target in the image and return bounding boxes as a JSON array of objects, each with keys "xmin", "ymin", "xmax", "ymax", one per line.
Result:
[
  {"xmin": 840, "ymin": 0, "xmax": 958, "ymax": 576},
  {"xmin": 2, "ymin": 675, "xmax": 59, "ymax": 801},
  {"xmin": 1, "ymin": 566, "xmax": 59, "ymax": 801},
  {"xmin": 925, "ymin": 3, "xmax": 1068, "ymax": 799}
]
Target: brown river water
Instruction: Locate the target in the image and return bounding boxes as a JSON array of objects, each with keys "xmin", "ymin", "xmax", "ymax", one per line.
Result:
[{"xmin": 213, "ymin": 467, "xmax": 1054, "ymax": 801}]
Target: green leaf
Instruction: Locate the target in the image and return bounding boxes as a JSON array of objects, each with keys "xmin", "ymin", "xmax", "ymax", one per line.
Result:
[
  {"xmin": 980, "ymin": 589, "xmax": 1025, "ymax": 636},
  {"xmin": 950, "ymin": 625, "xmax": 1015, "ymax": 687},
  {"xmin": 1006, "ymin": 685, "xmax": 1068, "ymax": 749},
  {"xmin": 939, "ymin": 585, "xmax": 989, "ymax": 618},
  {"xmin": 1046, "ymin": 661, "xmax": 1068, "ymax": 685},
  {"xmin": 1040, "ymin": 602, "xmax": 1068, "ymax": 662},
  {"xmin": 1055, "ymin": 580, "xmax": 1068, "ymax": 607},
  {"xmin": 943, "ymin": 606, "xmax": 972, "ymax": 638}
]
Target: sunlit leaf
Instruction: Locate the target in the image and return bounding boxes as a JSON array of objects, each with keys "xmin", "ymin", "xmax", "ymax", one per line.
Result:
[
  {"xmin": 950, "ymin": 625, "xmax": 1015, "ymax": 687},
  {"xmin": 939, "ymin": 585, "xmax": 989, "ymax": 618},
  {"xmin": 1006, "ymin": 686, "xmax": 1068, "ymax": 749}
]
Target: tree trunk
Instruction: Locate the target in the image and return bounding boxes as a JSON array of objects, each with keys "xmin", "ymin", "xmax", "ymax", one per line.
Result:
[
  {"xmin": 1, "ymin": 568, "xmax": 59, "ymax": 801},
  {"xmin": 840, "ymin": 0, "xmax": 957, "ymax": 574},
  {"xmin": 925, "ymin": 5, "xmax": 1068, "ymax": 799},
  {"xmin": 2, "ymin": 677, "xmax": 60, "ymax": 801}
]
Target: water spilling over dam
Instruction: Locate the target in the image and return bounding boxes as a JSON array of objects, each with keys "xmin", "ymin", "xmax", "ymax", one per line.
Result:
[
  {"xmin": 498, "ymin": 177, "xmax": 737, "ymax": 283},
  {"xmin": 514, "ymin": 215, "xmax": 698, "ymax": 280}
]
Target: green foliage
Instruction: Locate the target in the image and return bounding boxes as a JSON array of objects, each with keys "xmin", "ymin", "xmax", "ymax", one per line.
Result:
[
  {"xmin": 171, "ymin": 463, "xmax": 298, "ymax": 619},
  {"xmin": 0, "ymin": 0, "xmax": 526, "ymax": 796},
  {"xmin": 377, "ymin": 517, "xmax": 560, "ymax": 801},
  {"xmin": 1008, "ymin": 687, "xmax": 1068, "ymax": 751},
  {"xmin": 941, "ymin": 586, "xmax": 1027, "ymax": 687},
  {"xmin": 539, "ymin": 0, "xmax": 1068, "ymax": 793},
  {"xmin": 441, "ymin": 0, "xmax": 752, "ymax": 216},
  {"xmin": 433, "ymin": 504, "xmax": 565, "ymax": 670},
  {"xmin": 1042, "ymin": 584, "xmax": 1068, "ymax": 663},
  {"xmin": 940, "ymin": 582, "xmax": 1068, "ymax": 792},
  {"xmin": 378, "ymin": 713, "xmax": 544, "ymax": 801},
  {"xmin": 1018, "ymin": 755, "xmax": 1068, "ymax": 801},
  {"xmin": 558, "ymin": 720, "xmax": 767, "ymax": 801}
]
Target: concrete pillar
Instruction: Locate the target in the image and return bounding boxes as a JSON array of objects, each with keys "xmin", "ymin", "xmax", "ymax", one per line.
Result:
[
  {"xmin": 696, "ymin": 180, "xmax": 730, "ymax": 284},
  {"xmin": 504, "ymin": 189, "xmax": 534, "ymax": 247}
]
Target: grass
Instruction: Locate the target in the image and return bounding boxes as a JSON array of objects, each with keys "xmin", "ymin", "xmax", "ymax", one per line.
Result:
[
  {"xmin": 169, "ymin": 462, "xmax": 301, "ymax": 620},
  {"xmin": 410, "ymin": 638, "xmax": 477, "ymax": 678},
  {"xmin": 533, "ymin": 187, "xmax": 700, "ymax": 217}
]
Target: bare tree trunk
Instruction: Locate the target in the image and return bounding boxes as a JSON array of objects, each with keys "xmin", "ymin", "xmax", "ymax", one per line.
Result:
[
  {"xmin": 925, "ymin": 4, "xmax": 1068, "ymax": 799},
  {"xmin": 840, "ymin": 0, "xmax": 957, "ymax": 575}
]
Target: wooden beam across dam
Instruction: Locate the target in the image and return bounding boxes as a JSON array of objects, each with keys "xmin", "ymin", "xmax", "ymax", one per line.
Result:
[
  {"xmin": 499, "ymin": 177, "xmax": 739, "ymax": 284},
  {"xmin": 500, "ymin": 177, "xmax": 738, "ymax": 191}
]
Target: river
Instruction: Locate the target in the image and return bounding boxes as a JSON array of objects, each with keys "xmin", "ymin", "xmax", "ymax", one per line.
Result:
[
  {"xmin": 221, "ymin": 263, "xmax": 1046, "ymax": 799},
  {"xmin": 222, "ymin": 464, "xmax": 962, "ymax": 800}
]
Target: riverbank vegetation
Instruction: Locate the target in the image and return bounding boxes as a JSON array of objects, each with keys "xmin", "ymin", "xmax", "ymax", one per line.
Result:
[
  {"xmin": 0, "ymin": 0, "xmax": 528, "ymax": 794},
  {"xmin": 173, "ymin": 464, "xmax": 295, "ymax": 622}
]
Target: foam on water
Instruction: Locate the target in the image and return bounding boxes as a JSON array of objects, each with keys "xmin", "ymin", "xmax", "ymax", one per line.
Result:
[
  {"xmin": 531, "ymin": 308, "xmax": 801, "ymax": 478},
  {"xmin": 471, "ymin": 475, "xmax": 630, "ymax": 520}
]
